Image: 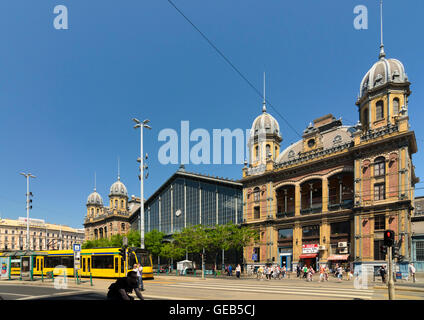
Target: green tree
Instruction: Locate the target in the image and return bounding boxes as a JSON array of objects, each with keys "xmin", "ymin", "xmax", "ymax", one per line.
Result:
[
  {"xmin": 145, "ymin": 230, "xmax": 166, "ymax": 267},
  {"xmin": 160, "ymin": 242, "xmax": 185, "ymax": 268}
]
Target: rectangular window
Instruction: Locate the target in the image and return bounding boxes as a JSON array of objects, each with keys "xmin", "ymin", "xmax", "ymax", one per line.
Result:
[
  {"xmin": 374, "ymin": 162, "xmax": 385, "ymax": 177},
  {"xmin": 278, "ymin": 229, "xmax": 293, "ymax": 240},
  {"xmin": 374, "ymin": 215, "xmax": 386, "ymax": 231},
  {"xmin": 374, "ymin": 239, "xmax": 386, "ymax": 261},
  {"xmin": 374, "ymin": 183, "xmax": 385, "ymax": 201},
  {"xmin": 330, "ymin": 221, "xmax": 350, "ymax": 235},
  {"xmin": 416, "ymin": 241, "xmax": 424, "ymax": 261},
  {"xmin": 254, "ymin": 206, "xmax": 260, "ymax": 219},
  {"xmin": 302, "ymin": 225, "xmax": 320, "ymax": 238},
  {"xmin": 253, "ymin": 247, "xmax": 260, "ymax": 262},
  {"xmin": 92, "ymin": 255, "xmax": 114, "ymax": 269}
]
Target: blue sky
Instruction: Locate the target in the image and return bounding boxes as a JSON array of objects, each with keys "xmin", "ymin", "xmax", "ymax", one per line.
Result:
[{"xmin": 0, "ymin": 0, "xmax": 423, "ymax": 228}]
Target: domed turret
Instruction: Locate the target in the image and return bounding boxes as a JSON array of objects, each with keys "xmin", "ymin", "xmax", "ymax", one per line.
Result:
[
  {"xmin": 359, "ymin": 54, "xmax": 408, "ymax": 99},
  {"xmin": 247, "ymin": 73, "xmax": 282, "ymax": 169},
  {"xmin": 87, "ymin": 190, "xmax": 103, "ymax": 206},
  {"xmin": 109, "ymin": 178, "xmax": 128, "ymax": 198}
]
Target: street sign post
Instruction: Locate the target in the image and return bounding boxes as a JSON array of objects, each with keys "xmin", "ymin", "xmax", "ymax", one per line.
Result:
[{"xmin": 73, "ymin": 244, "xmax": 81, "ymax": 281}]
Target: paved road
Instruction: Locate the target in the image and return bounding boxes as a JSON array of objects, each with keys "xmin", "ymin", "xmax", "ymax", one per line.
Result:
[
  {"xmin": 0, "ymin": 284, "xmax": 106, "ymax": 300},
  {"xmin": 1, "ymin": 276, "xmax": 423, "ymax": 300}
]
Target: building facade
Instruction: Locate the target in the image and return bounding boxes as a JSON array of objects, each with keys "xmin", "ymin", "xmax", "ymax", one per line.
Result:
[
  {"xmin": 83, "ymin": 175, "xmax": 132, "ymax": 241},
  {"xmin": 0, "ymin": 217, "xmax": 84, "ymax": 251},
  {"xmin": 412, "ymin": 196, "xmax": 424, "ymax": 271},
  {"xmin": 241, "ymin": 44, "xmax": 418, "ymax": 275},
  {"xmin": 129, "ymin": 165, "xmax": 243, "ymax": 236}
]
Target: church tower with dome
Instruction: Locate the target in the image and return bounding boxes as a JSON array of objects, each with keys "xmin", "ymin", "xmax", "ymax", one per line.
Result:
[
  {"xmin": 241, "ymin": 2, "xmax": 418, "ymax": 275},
  {"xmin": 83, "ymin": 167, "xmax": 133, "ymax": 241}
]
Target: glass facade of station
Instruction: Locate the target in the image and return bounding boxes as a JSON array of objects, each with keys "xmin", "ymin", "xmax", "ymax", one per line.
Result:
[{"xmin": 131, "ymin": 171, "xmax": 243, "ymax": 235}]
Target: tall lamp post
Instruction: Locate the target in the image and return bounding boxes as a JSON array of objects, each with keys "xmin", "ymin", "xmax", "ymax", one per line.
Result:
[
  {"xmin": 132, "ymin": 118, "xmax": 151, "ymax": 249},
  {"xmin": 20, "ymin": 172, "xmax": 36, "ymax": 251}
]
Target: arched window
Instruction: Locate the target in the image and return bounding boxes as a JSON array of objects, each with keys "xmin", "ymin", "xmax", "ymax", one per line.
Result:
[
  {"xmin": 115, "ymin": 200, "xmax": 118, "ymax": 208},
  {"xmin": 393, "ymin": 98, "xmax": 400, "ymax": 115},
  {"xmin": 121, "ymin": 223, "xmax": 125, "ymax": 232},
  {"xmin": 96, "ymin": 208, "xmax": 99, "ymax": 215},
  {"xmin": 253, "ymin": 187, "xmax": 260, "ymax": 202},
  {"xmin": 121, "ymin": 200, "xmax": 124, "ymax": 209},
  {"xmin": 266, "ymin": 144, "xmax": 271, "ymax": 158},
  {"xmin": 91, "ymin": 208, "xmax": 94, "ymax": 215},
  {"xmin": 255, "ymin": 146, "xmax": 259, "ymax": 161},
  {"xmin": 374, "ymin": 156, "xmax": 386, "ymax": 177},
  {"xmin": 376, "ymin": 100, "xmax": 384, "ymax": 120}
]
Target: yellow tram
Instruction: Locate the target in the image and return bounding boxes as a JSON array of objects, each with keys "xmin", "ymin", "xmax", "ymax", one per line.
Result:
[{"xmin": 2, "ymin": 247, "xmax": 154, "ymax": 279}]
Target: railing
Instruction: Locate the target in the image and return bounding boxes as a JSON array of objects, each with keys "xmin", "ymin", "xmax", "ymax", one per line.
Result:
[
  {"xmin": 300, "ymin": 203, "xmax": 322, "ymax": 215},
  {"xmin": 276, "ymin": 211, "xmax": 295, "ymax": 218},
  {"xmin": 328, "ymin": 199, "xmax": 354, "ymax": 211}
]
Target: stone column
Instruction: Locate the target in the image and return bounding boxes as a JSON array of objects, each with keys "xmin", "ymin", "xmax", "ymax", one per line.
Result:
[
  {"xmin": 322, "ymin": 177, "xmax": 329, "ymax": 212},
  {"xmin": 295, "ymin": 185, "xmax": 301, "ymax": 216}
]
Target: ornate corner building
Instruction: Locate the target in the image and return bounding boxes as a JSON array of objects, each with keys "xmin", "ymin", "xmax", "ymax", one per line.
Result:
[
  {"xmin": 83, "ymin": 175, "xmax": 134, "ymax": 240},
  {"xmin": 241, "ymin": 45, "xmax": 418, "ymax": 274}
]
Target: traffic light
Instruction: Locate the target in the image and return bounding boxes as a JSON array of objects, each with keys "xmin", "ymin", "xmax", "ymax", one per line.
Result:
[
  {"xmin": 380, "ymin": 245, "xmax": 387, "ymax": 258},
  {"xmin": 392, "ymin": 246, "xmax": 397, "ymax": 258},
  {"xmin": 384, "ymin": 230, "xmax": 395, "ymax": 247},
  {"xmin": 119, "ymin": 247, "xmax": 126, "ymax": 259}
]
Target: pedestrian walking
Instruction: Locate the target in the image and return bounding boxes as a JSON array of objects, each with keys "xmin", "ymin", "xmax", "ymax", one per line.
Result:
[
  {"xmin": 324, "ymin": 266, "xmax": 329, "ymax": 281},
  {"xmin": 319, "ymin": 265, "xmax": 325, "ymax": 282},
  {"xmin": 133, "ymin": 264, "xmax": 144, "ymax": 291},
  {"xmin": 257, "ymin": 265, "xmax": 264, "ymax": 280},
  {"xmin": 303, "ymin": 265, "xmax": 308, "ymax": 279},
  {"xmin": 307, "ymin": 266, "xmax": 314, "ymax": 282},
  {"xmin": 228, "ymin": 265, "xmax": 233, "ymax": 277},
  {"xmin": 379, "ymin": 265, "xmax": 386, "ymax": 284},
  {"xmin": 337, "ymin": 265, "xmax": 343, "ymax": 282},
  {"xmin": 236, "ymin": 264, "xmax": 241, "ymax": 279},
  {"xmin": 296, "ymin": 265, "xmax": 301, "ymax": 278},
  {"xmin": 409, "ymin": 263, "xmax": 416, "ymax": 283}
]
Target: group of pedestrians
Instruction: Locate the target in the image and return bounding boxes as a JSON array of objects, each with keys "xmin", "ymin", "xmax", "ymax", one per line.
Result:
[
  {"xmin": 225, "ymin": 264, "xmax": 242, "ymax": 278},
  {"xmin": 256, "ymin": 265, "xmax": 288, "ymax": 280}
]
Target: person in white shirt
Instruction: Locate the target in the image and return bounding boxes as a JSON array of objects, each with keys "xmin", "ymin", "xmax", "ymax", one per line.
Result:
[{"xmin": 409, "ymin": 263, "xmax": 416, "ymax": 283}]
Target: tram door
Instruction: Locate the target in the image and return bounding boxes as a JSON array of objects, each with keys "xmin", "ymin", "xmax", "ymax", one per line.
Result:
[
  {"xmin": 82, "ymin": 256, "xmax": 87, "ymax": 276},
  {"xmin": 114, "ymin": 257, "xmax": 120, "ymax": 277}
]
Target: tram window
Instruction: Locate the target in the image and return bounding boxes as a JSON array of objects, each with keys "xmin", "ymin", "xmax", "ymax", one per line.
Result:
[
  {"xmin": 115, "ymin": 258, "xmax": 118, "ymax": 273},
  {"xmin": 44, "ymin": 256, "xmax": 74, "ymax": 268},
  {"xmin": 88, "ymin": 258, "xmax": 91, "ymax": 272},
  {"xmin": 121, "ymin": 258, "xmax": 124, "ymax": 273},
  {"xmin": 136, "ymin": 254, "xmax": 152, "ymax": 267},
  {"xmin": 83, "ymin": 258, "xmax": 86, "ymax": 272},
  {"xmin": 61, "ymin": 256, "xmax": 74, "ymax": 268},
  {"xmin": 92, "ymin": 255, "xmax": 114, "ymax": 269}
]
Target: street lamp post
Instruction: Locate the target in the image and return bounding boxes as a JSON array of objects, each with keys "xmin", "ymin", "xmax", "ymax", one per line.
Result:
[
  {"xmin": 132, "ymin": 118, "xmax": 151, "ymax": 249},
  {"xmin": 20, "ymin": 172, "xmax": 36, "ymax": 251}
]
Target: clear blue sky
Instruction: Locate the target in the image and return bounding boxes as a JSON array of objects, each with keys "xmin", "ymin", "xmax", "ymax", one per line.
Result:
[{"xmin": 0, "ymin": 0, "xmax": 423, "ymax": 228}]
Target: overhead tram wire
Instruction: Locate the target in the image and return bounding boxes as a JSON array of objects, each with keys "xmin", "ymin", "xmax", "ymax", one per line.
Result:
[{"xmin": 166, "ymin": 0, "xmax": 302, "ymax": 139}]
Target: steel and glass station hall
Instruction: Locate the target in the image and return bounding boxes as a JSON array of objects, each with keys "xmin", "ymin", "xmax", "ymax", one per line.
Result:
[{"xmin": 129, "ymin": 165, "xmax": 243, "ymax": 235}]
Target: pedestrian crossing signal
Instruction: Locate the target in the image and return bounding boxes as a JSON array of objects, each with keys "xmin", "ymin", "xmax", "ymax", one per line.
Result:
[{"xmin": 384, "ymin": 230, "xmax": 394, "ymax": 247}]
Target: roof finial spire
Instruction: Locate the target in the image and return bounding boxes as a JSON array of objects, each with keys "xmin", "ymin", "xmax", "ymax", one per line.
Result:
[
  {"xmin": 262, "ymin": 72, "xmax": 266, "ymax": 113},
  {"xmin": 117, "ymin": 156, "xmax": 120, "ymax": 181},
  {"xmin": 379, "ymin": 0, "xmax": 386, "ymax": 60}
]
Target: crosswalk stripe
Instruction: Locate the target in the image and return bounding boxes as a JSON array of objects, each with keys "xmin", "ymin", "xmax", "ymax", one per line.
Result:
[
  {"xmin": 164, "ymin": 281, "xmax": 374, "ymax": 294},
  {"xmin": 159, "ymin": 283, "xmax": 373, "ymax": 299}
]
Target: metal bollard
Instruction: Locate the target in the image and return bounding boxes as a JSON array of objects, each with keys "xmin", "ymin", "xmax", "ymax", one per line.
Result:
[{"xmin": 90, "ymin": 272, "xmax": 93, "ymax": 286}]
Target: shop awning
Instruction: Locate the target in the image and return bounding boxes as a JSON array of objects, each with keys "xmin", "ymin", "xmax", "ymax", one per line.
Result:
[
  {"xmin": 299, "ymin": 253, "xmax": 318, "ymax": 259},
  {"xmin": 327, "ymin": 255, "xmax": 349, "ymax": 261}
]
